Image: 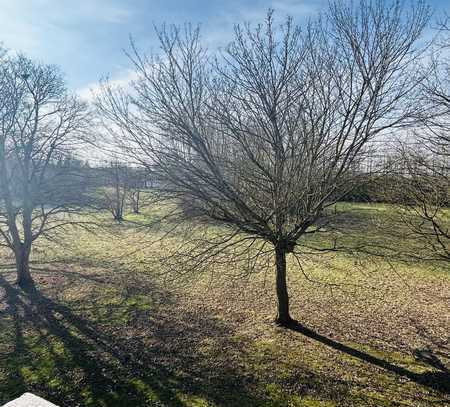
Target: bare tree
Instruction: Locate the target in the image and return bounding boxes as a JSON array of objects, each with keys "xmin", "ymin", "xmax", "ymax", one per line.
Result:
[
  {"xmin": 380, "ymin": 144, "xmax": 449, "ymax": 260},
  {"xmin": 129, "ymin": 186, "xmax": 141, "ymax": 214},
  {"xmin": 127, "ymin": 167, "xmax": 147, "ymax": 214},
  {"xmin": 421, "ymin": 13, "xmax": 450, "ymax": 155},
  {"xmin": 98, "ymin": 1, "xmax": 429, "ymax": 325},
  {"xmin": 0, "ymin": 53, "xmax": 90, "ymax": 287},
  {"xmin": 384, "ymin": 15, "xmax": 450, "ymax": 262},
  {"xmin": 98, "ymin": 160, "xmax": 131, "ymax": 222}
]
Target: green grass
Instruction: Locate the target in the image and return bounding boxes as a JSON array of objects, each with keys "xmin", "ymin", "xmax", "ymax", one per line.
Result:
[{"xmin": 0, "ymin": 203, "xmax": 449, "ymax": 406}]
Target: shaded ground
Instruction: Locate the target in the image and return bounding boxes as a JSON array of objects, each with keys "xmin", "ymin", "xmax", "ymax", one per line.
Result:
[
  {"xmin": 0, "ymin": 269, "xmax": 272, "ymax": 406},
  {"xmin": 0, "ymin": 204, "xmax": 449, "ymax": 406}
]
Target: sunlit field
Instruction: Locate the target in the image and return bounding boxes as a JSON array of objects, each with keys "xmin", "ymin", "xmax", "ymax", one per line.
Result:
[{"xmin": 0, "ymin": 203, "xmax": 449, "ymax": 407}]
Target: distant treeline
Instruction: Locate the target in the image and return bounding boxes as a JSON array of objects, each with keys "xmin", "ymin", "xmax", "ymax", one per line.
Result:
[{"xmin": 342, "ymin": 174, "xmax": 449, "ymax": 206}]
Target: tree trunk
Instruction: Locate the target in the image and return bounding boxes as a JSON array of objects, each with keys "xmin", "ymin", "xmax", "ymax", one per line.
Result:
[
  {"xmin": 113, "ymin": 201, "xmax": 124, "ymax": 222},
  {"xmin": 15, "ymin": 244, "xmax": 33, "ymax": 288},
  {"xmin": 133, "ymin": 190, "xmax": 140, "ymax": 214},
  {"xmin": 275, "ymin": 246, "xmax": 293, "ymax": 326}
]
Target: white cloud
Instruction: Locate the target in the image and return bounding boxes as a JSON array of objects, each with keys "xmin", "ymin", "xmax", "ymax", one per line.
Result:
[
  {"xmin": 0, "ymin": 0, "xmax": 133, "ymax": 78},
  {"xmin": 77, "ymin": 68, "xmax": 138, "ymax": 102},
  {"xmin": 271, "ymin": 0, "xmax": 322, "ymax": 18},
  {"xmin": 79, "ymin": 1, "xmax": 132, "ymax": 24},
  {"xmin": 102, "ymin": 7, "xmax": 132, "ymax": 24},
  {"xmin": 202, "ymin": 0, "xmax": 323, "ymax": 49}
]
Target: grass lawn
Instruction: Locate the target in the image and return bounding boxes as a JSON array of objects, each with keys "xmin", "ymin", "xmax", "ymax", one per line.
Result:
[{"xmin": 0, "ymin": 203, "xmax": 449, "ymax": 406}]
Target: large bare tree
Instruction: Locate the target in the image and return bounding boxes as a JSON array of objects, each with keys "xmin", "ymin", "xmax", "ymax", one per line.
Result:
[
  {"xmin": 0, "ymin": 53, "xmax": 90, "ymax": 287},
  {"xmin": 98, "ymin": 0, "xmax": 429, "ymax": 325}
]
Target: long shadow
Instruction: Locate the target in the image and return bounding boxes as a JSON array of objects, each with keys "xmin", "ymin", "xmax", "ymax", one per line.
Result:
[
  {"xmin": 3, "ymin": 268, "xmax": 448, "ymax": 406},
  {"xmin": 1, "ymin": 277, "xmax": 154, "ymax": 406},
  {"xmin": 409, "ymin": 316, "xmax": 450, "ymax": 364},
  {"xmin": 0, "ymin": 278, "xmax": 28, "ymax": 398},
  {"xmin": 0, "ymin": 275, "xmax": 279, "ymax": 406},
  {"xmin": 286, "ymin": 320, "xmax": 450, "ymax": 394}
]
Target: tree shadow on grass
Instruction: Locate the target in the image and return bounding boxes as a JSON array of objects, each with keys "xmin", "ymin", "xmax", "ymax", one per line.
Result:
[
  {"xmin": 285, "ymin": 320, "xmax": 450, "ymax": 395},
  {"xmin": 0, "ymin": 272, "xmax": 353, "ymax": 407},
  {"xmin": 0, "ymin": 274, "xmax": 249, "ymax": 406},
  {"xmin": 3, "ymin": 262, "xmax": 448, "ymax": 406}
]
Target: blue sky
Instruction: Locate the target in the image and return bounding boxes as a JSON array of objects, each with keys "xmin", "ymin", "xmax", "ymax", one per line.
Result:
[{"xmin": 1, "ymin": 0, "xmax": 449, "ymax": 98}]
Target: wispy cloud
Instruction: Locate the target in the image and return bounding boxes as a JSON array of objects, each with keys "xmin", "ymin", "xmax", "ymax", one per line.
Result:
[
  {"xmin": 2, "ymin": 0, "xmax": 446, "ymax": 95},
  {"xmin": 201, "ymin": 0, "xmax": 323, "ymax": 48},
  {"xmin": 102, "ymin": 7, "xmax": 133, "ymax": 24},
  {"xmin": 78, "ymin": 1, "xmax": 133, "ymax": 24},
  {"xmin": 77, "ymin": 68, "xmax": 138, "ymax": 102},
  {"xmin": 271, "ymin": 0, "xmax": 322, "ymax": 17}
]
